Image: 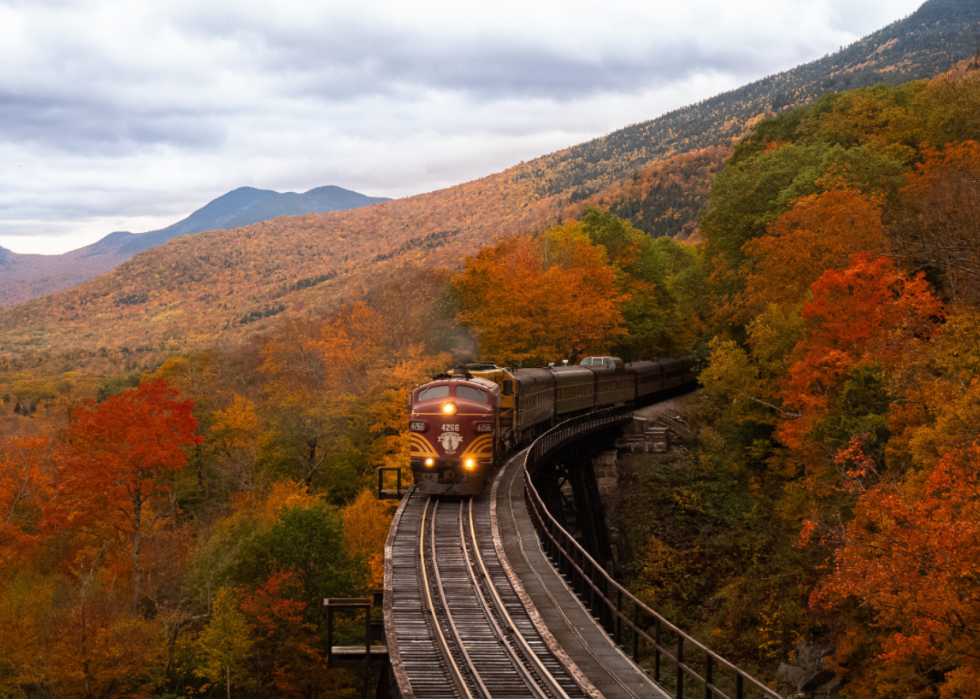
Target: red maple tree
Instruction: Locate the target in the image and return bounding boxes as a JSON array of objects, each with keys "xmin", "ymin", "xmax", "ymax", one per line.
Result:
[{"xmin": 50, "ymin": 379, "xmax": 202, "ymax": 614}]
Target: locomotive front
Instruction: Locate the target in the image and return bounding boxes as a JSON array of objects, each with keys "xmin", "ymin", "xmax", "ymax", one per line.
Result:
[{"xmin": 409, "ymin": 373, "xmax": 500, "ymax": 495}]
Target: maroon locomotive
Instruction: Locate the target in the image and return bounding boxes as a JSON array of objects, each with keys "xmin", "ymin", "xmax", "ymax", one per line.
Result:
[
  {"xmin": 408, "ymin": 357, "xmax": 697, "ymax": 495},
  {"xmin": 408, "ymin": 370, "xmax": 501, "ymax": 495}
]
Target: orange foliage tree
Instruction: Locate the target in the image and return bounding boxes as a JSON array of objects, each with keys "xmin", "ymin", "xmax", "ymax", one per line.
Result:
[
  {"xmin": 0, "ymin": 436, "xmax": 51, "ymax": 576},
  {"xmin": 812, "ymin": 438, "xmax": 980, "ymax": 698},
  {"xmin": 238, "ymin": 572, "xmax": 330, "ymax": 698},
  {"xmin": 742, "ymin": 188, "xmax": 884, "ymax": 315},
  {"xmin": 47, "ymin": 575, "xmax": 163, "ymax": 699},
  {"xmin": 259, "ymin": 305, "xmax": 387, "ymax": 485},
  {"xmin": 779, "ymin": 254, "xmax": 944, "ymax": 449},
  {"xmin": 343, "ymin": 489, "xmax": 396, "ymax": 589},
  {"xmin": 210, "ymin": 393, "xmax": 264, "ymax": 497},
  {"xmin": 453, "ymin": 231, "xmax": 627, "ymax": 365},
  {"xmin": 52, "ymin": 379, "xmax": 202, "ymax": 614},
  {"xmin": 892, "ymin": 140, "xmax": 980, "ymax": 302}
]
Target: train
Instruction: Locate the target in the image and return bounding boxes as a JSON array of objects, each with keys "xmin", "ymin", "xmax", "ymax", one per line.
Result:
[{"xmin": 408, "ymin": 356, "xmax": 697, "ymax": 495}]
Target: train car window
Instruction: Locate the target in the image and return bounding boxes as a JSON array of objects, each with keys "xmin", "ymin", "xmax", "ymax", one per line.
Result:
[
  {"xmin": 417, "ymin": 385, "xmax": 450, "ymax": 402},
  {"xmin": 503, "ymin": 380, "xmax": 513, "ymax": 396},
  {"xmin": 457, "ymin": 386, "xmax": 489, "ymax": 404}
]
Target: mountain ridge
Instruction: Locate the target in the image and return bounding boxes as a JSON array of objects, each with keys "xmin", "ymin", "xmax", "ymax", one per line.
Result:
[{"xmin": 0, "ymin": 185, "xmax": 389, "ymax": 307}]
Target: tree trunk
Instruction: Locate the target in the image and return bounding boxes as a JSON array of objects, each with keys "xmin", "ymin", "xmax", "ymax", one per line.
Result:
[{"xmin": 132, "ymin": 494, "xmax": 143, "ymax": 616}]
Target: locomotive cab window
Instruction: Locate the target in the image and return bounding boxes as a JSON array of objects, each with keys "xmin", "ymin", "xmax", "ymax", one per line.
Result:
[
  {"xmin": 456, "ymin": 386, "xmax": 489, "ymax": 404},
  {"xmin": 417, "ymin": 385, "xmax": 450, "ymax": 402}
]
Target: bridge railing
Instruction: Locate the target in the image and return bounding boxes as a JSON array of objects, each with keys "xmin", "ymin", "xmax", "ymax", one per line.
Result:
[{"xmin": 523, "ymin": 411, "xmax": 782, "ymax": 699}]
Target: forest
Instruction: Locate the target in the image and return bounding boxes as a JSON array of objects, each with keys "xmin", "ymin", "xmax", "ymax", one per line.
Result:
[{"xmin": 3, "ymin": 53, "xmax": 980, "ymax": 699}]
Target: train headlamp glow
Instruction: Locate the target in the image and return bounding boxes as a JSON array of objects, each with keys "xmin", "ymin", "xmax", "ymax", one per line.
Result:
[
  {"xmin": 442, "ymin": 402, "xmax": 457, "ymax": 416},
  {"xmin": 425, "ymin": 458, "xmax": 434, "ymax": 467},
  {"xmin": 465, "ymin": 459, "xmax": 475, "ymax": 470}
]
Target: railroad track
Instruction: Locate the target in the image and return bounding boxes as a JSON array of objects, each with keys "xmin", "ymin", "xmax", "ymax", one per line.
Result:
[{"xmin": 386, "ymin": 482, "xmax": 589, "ymax": 699}]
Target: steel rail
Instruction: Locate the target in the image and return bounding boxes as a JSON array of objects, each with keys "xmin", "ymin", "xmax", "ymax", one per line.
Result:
[
  {"xmin": 464, "ymin": 498, "xmax": 571, "ymax": 699},
  {"xmin": 523, "ymin": 412, "xmax": 783, "ymax": 699},
  {"xmin": 420, "ymin": 497, "xmax": 476, "ymax": 699},
  {"xmin": 456, "ymin": 500, "xmax": 552, "ymax": 699}
]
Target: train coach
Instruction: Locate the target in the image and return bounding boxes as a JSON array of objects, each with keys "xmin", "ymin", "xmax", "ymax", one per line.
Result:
[{"xmin": 408, "ymin": 356, "xmax": 697, "ymax": 495}]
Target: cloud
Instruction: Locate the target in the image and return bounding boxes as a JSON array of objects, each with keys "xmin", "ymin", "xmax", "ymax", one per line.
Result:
[{"xmin": 0, "ymin": 0, "xmax": 926, "ymax": 255}]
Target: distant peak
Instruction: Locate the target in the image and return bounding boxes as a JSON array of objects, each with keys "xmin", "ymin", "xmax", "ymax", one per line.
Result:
[
  {"xmin": 213, "ymin": 186, "xmax": 278, "ymax": 200},
  {"xmin": 227, "ymin": 185, "xmax": 276, "ymax": 194}
]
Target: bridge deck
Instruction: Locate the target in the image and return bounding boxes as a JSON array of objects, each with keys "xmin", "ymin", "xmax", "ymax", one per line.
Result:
[
  {"xmin": 385, "ymin": 475, "xmax": 591, "ymax": 699},
  {"xmin": 492, "ymin": 453, "xmax": 671, "ymax": 699},
  {"xmin": 385, "ymin": 447, "xmax": 672, "ymax": 699}
]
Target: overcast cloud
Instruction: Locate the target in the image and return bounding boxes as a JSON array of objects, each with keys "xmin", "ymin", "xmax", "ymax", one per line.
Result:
[{"xmin": 0, "ymin": 0, "xmax": 926, "ymax": 255}]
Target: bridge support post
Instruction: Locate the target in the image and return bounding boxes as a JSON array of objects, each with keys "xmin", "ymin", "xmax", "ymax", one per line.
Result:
[
  {"xmin": 322, "ymin": 597, "xmax": 390, "ymax": 698},
  {"xmin": 677, "ymin": 635, "xmax": 685, "ymax": 699}
]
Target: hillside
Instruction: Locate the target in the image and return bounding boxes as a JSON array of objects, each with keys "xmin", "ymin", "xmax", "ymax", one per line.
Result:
[
  {"xmin": 2, "ymin": 0, "xmax": 978, "ymax": 370},
  {"xmin": 0, "ymin": 185, "xmax": 389, "ymax": 307},
  {"xmin": 517, "ymin": 0, "xmax": 980, "ymax": 201}
]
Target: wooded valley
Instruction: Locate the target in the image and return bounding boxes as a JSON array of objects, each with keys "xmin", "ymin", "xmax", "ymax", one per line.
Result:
[{"xmin": 4, "ymin": 3, "xmax": 980, "ymax": 696}]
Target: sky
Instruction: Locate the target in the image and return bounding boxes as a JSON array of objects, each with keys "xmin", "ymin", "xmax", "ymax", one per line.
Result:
[{"xmin": 0, "ymin": 0, "xmax": 927, "ymax": 256}]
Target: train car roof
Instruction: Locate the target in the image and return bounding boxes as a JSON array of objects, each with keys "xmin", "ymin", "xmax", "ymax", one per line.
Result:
[
  {"xmin": 549, "ymin": 365, "xmax": 593, "ymax": 374},
  {"xmin": 512, "ymin": 367, "xmax": 557, "ymax": 387}
]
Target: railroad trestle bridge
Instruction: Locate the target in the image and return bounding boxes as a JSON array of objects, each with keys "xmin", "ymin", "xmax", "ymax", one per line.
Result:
[{"xmin": 370, "ymin": 404, "xmax": 781, "ymax": 699}]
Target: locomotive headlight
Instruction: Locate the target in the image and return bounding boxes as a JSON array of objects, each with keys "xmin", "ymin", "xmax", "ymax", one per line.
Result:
[
  {"xmin": 465, "ymin": 459, "xmax": 475, "ymax": 470},
  {"xmin": 425, "ymin": 458, "xmax": 434, "ymax": 467},
  {"xmin": 442, "ymin": 402, "xmax": 457, "ymax": 416}
]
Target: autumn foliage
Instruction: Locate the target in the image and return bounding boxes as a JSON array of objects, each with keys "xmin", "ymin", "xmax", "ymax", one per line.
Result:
[
  {"xmin": 692, "ymin": 70, "xmax": 980, "ymax": 699},
  {"xmin": 453, "ymin": 232, "xmax": 627, "ymax": 365},
  {"xmin": 811, "ymin": 438, "xmax": 980, "ymax": 698},
  {"xmin": 742, "ymin": 188, "xmax": 885, "ymax": 316},
  {"xmin": 0, "ymin": 437, "xmax": 50, "ymax": 574},
  {"xmin": 452, "ymin": 210, "xmax": 696, "ymax": 364},
  {"xmin": 778, "ymin": 254, "xmax": 944, "ymax": 448},
  {"xmin": 3, "ymin": 66, "xmax": 980, "ymax": 699}
]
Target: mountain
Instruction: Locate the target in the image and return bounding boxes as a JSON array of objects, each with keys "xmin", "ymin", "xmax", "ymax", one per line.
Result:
[
  {"xmin": 512, "ymin": 0, "xmax": 980, "ymax": 202},
  {"xmin": 1, "ymin": 0, "xmax": 978, "ymax": 372},
  {"xmin": 0, "ymin": 186, "xmax": 389, "ymax": 307}
]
